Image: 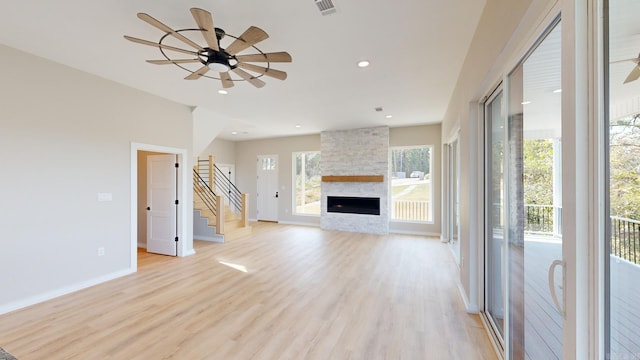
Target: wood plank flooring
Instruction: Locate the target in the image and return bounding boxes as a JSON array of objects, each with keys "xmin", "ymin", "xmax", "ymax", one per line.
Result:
[{"xmin": 0, "ymin": 222, "xmax": 497, "ymax": 359}]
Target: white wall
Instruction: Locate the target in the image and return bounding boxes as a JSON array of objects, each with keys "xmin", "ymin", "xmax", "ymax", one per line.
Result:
[
  {"xmin": 0, "ymin": 44, "xmax": 193, "ymax": 313},
  {"xmin": 201, "ymin": 138, "xmax": 237, "ymax": 164}
]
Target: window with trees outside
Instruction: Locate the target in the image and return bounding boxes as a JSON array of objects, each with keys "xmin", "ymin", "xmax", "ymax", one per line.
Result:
[
  {"xmin": 293, "ymin": 151, "xmax": 321, "ymax": 215},
  {"xmin": 390, "ymin": 146, "xmax": 433, "ymax": 222}
]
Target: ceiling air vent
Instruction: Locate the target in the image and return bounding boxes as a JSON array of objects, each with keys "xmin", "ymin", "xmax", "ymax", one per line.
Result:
[{"xmin": 314, "ymin": 0, "xmax": 337, "ymax": 16}]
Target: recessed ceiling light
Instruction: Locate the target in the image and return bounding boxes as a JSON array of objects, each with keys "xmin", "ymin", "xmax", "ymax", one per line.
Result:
[
  {"xmin": 295, "ymin": 124, "xmax": 302, "ymax": 128},
  {"xmin": 357, "ymin": 60, "xmax": 370, "ymax": 68},
  {"xmin": 218, "ymin": 90, "xmax": 228, "ymax": 95},
  {"xmin": 553, "ymin": 89, "xmax": 562, "ymax": 93},
  {"xmin": 521, "ymin": 101, "xmax": 532, "ymax": 105},
  {"xmin": 385, "ymin": 115, "xmax": 393, "ymax": 119},
  {"xmin": 231, "ymin": 131, "xmax": 238, "ymax": 135}
]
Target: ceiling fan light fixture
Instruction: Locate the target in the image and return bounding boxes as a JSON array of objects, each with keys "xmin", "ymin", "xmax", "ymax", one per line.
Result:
[
  {"xmin": 208, "ymin": 62, "xmax": 230, "ymax": 73},
  {"xmin": 126, "ymin": 8, "xmax": 292, "ymax": 89}
]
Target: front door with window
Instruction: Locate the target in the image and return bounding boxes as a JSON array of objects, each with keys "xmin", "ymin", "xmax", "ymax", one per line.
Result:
[{"xmin": 257, "ymin": 155, "xmax": 278, "ymax": 222}]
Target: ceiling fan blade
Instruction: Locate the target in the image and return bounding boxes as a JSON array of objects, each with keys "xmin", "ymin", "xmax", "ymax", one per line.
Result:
[
  {"xmin": 624, "ymin": 66, "xmax": 640, "ymax": 84},
  {"xmin": 235, "ymin": 52, "xmax": 292, "ymax": 63},
  {"xmin": 220, "ymin": 72, "xmax": 234, "ymax": 88},
  {"xmin": 225, "ymin": 26, "xmax": 269, "ymax": 55},
  {"xmin": 146, "ymin": 59, "xmax": 201, "ymax": 65},
  {"xmin": 237, "ymin": 63, "xmax": 287, "ymax": 80},
  {"xmin": 137, "ymin": 13, "xmax": 203, "ymax": 51},
  {"xmin": 124, "ymin": 35, "xmax": 199, "ymax": 56},
  {"xmin": 190, "ymin": 8, "xmax": 219, "ymax": 51},
  {"xmin": 232, "ymin": 68, "xmax": 266, "ymax": 88},
  {"xmin": 185, "ymin": 65, "xmax": 210, "ymax": 80}
]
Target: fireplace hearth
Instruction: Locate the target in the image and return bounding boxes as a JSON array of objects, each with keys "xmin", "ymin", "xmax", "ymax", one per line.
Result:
[{"xmin": 327, "ymin": 196, "xmax": 380, "ymax": 216}]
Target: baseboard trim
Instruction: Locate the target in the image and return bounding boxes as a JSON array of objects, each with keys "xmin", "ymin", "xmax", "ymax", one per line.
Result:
[
  {"xmin": 457, "ymin": 281, "xmax": 479, "ymax": 314},
  {"xmin": 0, "ymin": 268, "xmax": 135, "ymax": 316},
  {"xmin": 278, "ymin": 220, "xmax": 320, "ymax": 227},
  {"xmin": 194, "ymin": 235, "xmax": 224, "ymax": 243},
  {"xmin": 390, "ymin": 230, "xmax": 442, "ymax": 237},
  {"xmin": 182, "ymin": 249, "xmax": 196, "ymax": 257},
  {"xmin": 137, "ymin": 242, "xmax": 147, "ymax": 249}
]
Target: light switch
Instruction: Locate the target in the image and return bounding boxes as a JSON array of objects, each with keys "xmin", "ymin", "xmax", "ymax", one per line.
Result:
[{"xmin": 98, "ymin": 193, "xmax": 113, "ymax": 202}]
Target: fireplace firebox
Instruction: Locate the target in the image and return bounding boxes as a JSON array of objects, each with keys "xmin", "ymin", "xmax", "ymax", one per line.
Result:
[{"xmin": 327, "ymin": 196, "xmax": 380, "ymax": 215}]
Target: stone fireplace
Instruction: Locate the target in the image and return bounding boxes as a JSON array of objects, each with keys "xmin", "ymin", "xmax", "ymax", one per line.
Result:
[{"xmin": 320, "ymin": 126, "xmax": 389, "ymax": 234}]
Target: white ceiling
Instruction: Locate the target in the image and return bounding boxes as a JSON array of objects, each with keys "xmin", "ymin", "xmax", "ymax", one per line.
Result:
[{"xmin": 0, "ymin": 0, "xmax": 486, "ymax": 140}]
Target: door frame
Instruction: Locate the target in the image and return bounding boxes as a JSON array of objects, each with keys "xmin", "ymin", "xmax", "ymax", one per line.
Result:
[
  {"xmin": 481, "ymin": 84, "xmax": 507, "ymax": 354},
  {"xmin": 130, "ymin": 143, "xmax": 194, "ymax": 272}
]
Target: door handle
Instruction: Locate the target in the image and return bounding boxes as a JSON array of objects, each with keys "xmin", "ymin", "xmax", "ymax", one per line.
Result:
[
  {"xmin": 275, "ymin": 192, "xmax": 279, "ymax": 198},
  {"xmin": 548, "ymin": 259, "xmax": 565, "ymax": 316},
  {"xmin": 146, "ymin": 207, "xmax": 151, "ymax": 211}
]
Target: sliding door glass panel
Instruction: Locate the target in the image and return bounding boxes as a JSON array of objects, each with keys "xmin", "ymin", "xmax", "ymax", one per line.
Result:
[
  {"xmin": 485, "ymin": 89, "xmax": 506, "ymax": 341},
  {"xmin": 508, "ymin": 21, "xmax": 563, "ymax": 360},
  {"xmin": 606, "ymin": 0, "xmax": 640, "ymax": 357}
]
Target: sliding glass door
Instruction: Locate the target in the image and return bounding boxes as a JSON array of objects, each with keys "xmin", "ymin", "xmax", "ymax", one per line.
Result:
[
  {"xmin": 484, "ymin": 19, "xmax": 564, "ymax": 360},
  {"xmin": 507, "ymin": 20, "xmax": 563, "ymax": 360},
  {"xmin": 606, "ymin": 0, "xmax": 640, "ymax": 357}
]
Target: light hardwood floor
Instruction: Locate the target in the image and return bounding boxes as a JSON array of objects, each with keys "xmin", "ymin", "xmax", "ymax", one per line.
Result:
[{"xmin": 0, "ymin": 223, "xmax": 497, "ymax": 359}]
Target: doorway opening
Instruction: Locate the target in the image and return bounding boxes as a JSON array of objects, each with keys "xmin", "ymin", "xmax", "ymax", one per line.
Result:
[{"xmin": 130, "ymin": 143, "xmax": 193, "ymax": 272}]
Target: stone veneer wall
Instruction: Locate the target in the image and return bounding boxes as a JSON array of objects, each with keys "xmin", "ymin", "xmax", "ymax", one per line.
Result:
[{"xmin": 320, "ymin": 126, "xmax": 389, "ymax": 234}]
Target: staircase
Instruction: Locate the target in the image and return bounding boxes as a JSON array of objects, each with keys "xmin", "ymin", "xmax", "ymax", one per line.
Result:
[{"xmin": 194, "ymin": 156, "xmax": 251, "ymax": 242}]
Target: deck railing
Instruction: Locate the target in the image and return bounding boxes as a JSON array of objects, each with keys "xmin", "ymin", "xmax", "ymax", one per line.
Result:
[
  {"xmin": 524, "ymin": 204, "xmax": 562, "ymax": 236},
  {"xmin": 611, "ymin": 216, "xmax": 640, "ymax": 265},
  {"xmin": 392, "ymin": 200, "xmax": 431, "ymax": 221},
  {"xmin": 523, "ymin": 207, "xmax": 639, "ymax": 265}
]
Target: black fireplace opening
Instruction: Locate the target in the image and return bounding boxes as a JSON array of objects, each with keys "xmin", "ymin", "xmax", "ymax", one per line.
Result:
[{"xmin": 327, "ymin": 196, "xmax": 380, "ymax": 215}]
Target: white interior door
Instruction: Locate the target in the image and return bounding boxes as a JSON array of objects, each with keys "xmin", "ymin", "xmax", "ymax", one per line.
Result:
[
  {"xmin": 257, "ymin": 155, "xmax": 279, "ymax": 222},
  {"xmin": 147, "ymin": 154, "xmax": 177, "ymax": 256}
]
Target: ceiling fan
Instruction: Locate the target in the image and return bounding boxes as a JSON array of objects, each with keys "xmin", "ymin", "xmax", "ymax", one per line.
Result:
[
  {"xmin": 613, "ymin": 52, "xmax": 640, "ymax": 84},
  {"xmin": 124, "ymin": 8, "xmax": 292, "ymax": 89}
]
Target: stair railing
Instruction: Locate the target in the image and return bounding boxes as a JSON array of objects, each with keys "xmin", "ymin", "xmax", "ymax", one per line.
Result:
[
  {"xmin": 193, "ymin": 169, "xmax": 217, "ymax": 217},
  {"xmin": 213, "ymin": 164, "xmax": 243, "ymax": 214},
  {"xmin": 196, "ymin": 156, "xmax": 249, "ymax": 228}
]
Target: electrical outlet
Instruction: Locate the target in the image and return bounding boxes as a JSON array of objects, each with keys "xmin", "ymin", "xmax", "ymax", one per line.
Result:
[{"xmin": 98, "ymin": 247, "xmax": 105, "ymax": 257}]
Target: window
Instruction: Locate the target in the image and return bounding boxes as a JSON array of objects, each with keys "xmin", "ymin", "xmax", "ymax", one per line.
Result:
[
  {"xmin": 293, "ymin": 151, "xmax": 321, "ymax": 215},
  {"xmin": 261, "ymin": 157, "xmax": 277, "ymax": 170},
  {"xmin": 390, "ymin": 146, "xmax": 433, "ymax": 222}
]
